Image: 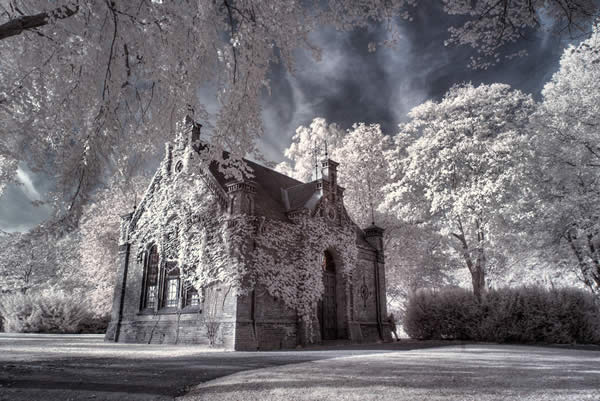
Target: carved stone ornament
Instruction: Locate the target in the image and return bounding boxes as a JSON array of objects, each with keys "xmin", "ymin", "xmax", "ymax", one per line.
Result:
[
  {"xmin": 326, "ymin": 205, "xmax": 336, "ymax": 221},
  {"xmin": 175, "ymin": 160, "xmax": 184, "ymax": 173},
  {"xmin": 360, "ymin": 274, "xmax": 370, "ymax": 308}
]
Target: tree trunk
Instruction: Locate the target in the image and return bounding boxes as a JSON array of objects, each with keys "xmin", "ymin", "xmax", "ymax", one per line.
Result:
[
  {"xmin": 452, "ymin": 222, "xmax": 486, "ymax": 301},
  {"xmin": 567, "ymin": 231, "xmax": 600, "ymax": 294},
  {"xmin": 470, "ymin": 262, "xmax": 486, "ymax": 301}
]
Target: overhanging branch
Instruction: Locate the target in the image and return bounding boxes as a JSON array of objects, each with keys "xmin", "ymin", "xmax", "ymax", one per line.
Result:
[{"xmin": 0, "ymin": 3, "xmax": 79, "ymax": 41}]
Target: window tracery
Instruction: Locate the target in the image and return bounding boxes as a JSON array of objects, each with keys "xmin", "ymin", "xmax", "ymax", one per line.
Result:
[
  {"xmin": 162, "ymin": 261, "xmax": 180, "ymax": 308},
  {"xmin": 142, "ymin": 245, "xmax": 159, "ymax": 309}
]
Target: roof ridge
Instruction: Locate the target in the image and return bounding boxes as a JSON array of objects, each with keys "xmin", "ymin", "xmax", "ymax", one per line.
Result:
[
  {"xmin": 207, "ymin": 144, "xmax": 303, "ymax": 187},
  {"xmin": 242, "ymin": 157, "xmax": 304, "ymax": 187}
]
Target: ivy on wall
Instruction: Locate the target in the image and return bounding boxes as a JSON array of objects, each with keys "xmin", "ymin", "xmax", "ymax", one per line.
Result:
[{"xmin": 128, "ymin": 140, "xmax": 359, "ymax": 341}]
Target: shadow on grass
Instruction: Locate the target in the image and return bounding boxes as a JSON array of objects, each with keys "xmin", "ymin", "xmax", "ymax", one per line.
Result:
[
  {"xmin": 1, "ymin": 335, "xmax": 599, "ymax": 398},
  {"xmin": 186, "ymin": 346, "xmax": 600, "ymax": 399}
]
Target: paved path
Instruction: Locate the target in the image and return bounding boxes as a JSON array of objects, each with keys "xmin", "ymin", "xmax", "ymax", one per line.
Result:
[{"xmin": 0, "ymin": 333, "xmax": 452, "ymax": 400}]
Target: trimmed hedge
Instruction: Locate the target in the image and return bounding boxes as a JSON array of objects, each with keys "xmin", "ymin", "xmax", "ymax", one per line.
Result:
[
  {"xmin": 0, "ymin": 288, "xmax": 107, "ymax": 334},
  {"xmin": 404, "ymin": 286, "xmax": 600, "ymax": 344}
]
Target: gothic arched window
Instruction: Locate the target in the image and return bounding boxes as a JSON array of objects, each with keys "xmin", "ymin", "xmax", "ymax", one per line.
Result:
[
  {"xmin": 162, "ymin": 261, "xmax": 180, "ymax": 308},
  {"xmin": 184, "ymin": 283, "xmax": 200, "ymax": 307},
  {"xmin": 323, "ymin": 250, "xmax": 336, "ymax": 273},
  {"xmin": 142, "ymin": 245, "xmax": 159, "ymax": 309},
  {"xmin": 246, "ymin": 194, "xmax": 254, "ymax": 215}
]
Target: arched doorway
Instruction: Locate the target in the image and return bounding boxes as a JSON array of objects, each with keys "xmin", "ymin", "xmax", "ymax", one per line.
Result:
[{"xmin": 319, "ymin": 250, "xmax": 337, "ymax": 340}]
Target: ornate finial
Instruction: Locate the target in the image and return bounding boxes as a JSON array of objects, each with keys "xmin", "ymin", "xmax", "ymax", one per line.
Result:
[
  {"xmin": 186, "ymin": 103, "xmax": 195, "ymax": 118},
  {"xmin": 324, "ymin": 140, "xmax": 328, "ymax": 159}
]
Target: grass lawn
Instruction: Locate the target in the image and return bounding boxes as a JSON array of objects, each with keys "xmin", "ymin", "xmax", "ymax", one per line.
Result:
[{"xmin": 179, "ymin": 344, "xmax": 600, "ymax": 401}]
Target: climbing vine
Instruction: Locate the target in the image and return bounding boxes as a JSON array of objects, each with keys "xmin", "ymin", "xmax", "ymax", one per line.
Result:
[
  {"xmin": 250, "ymin": 216, "xmax": 358, "ymax": 338},
  {"xmin": 128, "ymin": 142, "xmax": 359, "ymax": 339}
]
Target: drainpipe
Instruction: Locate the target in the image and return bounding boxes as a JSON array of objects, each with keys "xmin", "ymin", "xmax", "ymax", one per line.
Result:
[
  {"xmin": 114, "ymin": 243, "xmax": 130, "ymax": 342},
  {"xmin": 373, "ymin": 251, "xmax": 383, "ymax": 341},
  {"xmin": 251, "ymin": 289, "xmax": 257, "ymax": 349}
]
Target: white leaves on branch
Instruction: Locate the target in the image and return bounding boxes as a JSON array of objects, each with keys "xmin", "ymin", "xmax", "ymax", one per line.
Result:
[
  {"xmin": 77, "ymin": 177, "xmax": 149, "ymax": 315},
  {"xmin": 0, "ymin": 155, "xmax": 17, "ymax": 197},
  {"xmin": 0, "ymin": 0, "xmax": 417, "ymax": 218},
  {"xmin": 442, "ymin": 0, "xmax": 598, "ymax": 69},
  {"xmin": 383, "ymin": 83, "xmax": 537, "ymax": 297},
  {"xmin": 531, "ymin": 25, "xmax": 600, "ymax": 294},
  {"xmin": 2, "ymin": 0, "xmax": 595, "ymax": 218}
]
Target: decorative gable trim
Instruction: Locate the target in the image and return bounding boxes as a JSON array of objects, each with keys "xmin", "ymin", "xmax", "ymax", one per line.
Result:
[
  {"xmin": 128, "ymin": 169, "xmax": 163, "ymax": 233},
  {"xmin": 197, "ymin": 164, "xmax": 229, "ymax": 209}
]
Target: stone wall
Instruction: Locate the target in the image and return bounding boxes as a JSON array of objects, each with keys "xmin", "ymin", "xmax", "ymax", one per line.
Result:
[
  {"xmin": 114, "ymin": 313, "xmax": 235, "ymax": 347},
  {"xmin": 353, "ymin": 252, "xmax": 378, "ymax": 323},
  {"xmin": 107, "ymin": 242, "xmax": 239, "ymax": 349},
  {"xmin": 235, "ymin": 286, "xmax": 298, "ymax": 350}
]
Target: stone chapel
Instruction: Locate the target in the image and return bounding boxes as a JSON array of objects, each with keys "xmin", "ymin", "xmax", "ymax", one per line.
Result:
[{"xmin": 105, "ymin": 119, "xmax": 392, "ymax": 350}]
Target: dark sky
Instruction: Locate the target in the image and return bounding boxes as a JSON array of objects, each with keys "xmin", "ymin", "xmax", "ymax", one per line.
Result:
[{"xmin": 0, "ymin": 5, "xmax": 571, "ymax": 232}]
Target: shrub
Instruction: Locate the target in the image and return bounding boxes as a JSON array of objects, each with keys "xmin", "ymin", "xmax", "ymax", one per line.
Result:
[
  {"xmin": 403, "ymin": 289, "xmax": 439, "ymax": 340},
  {"xmin": 77, "ymin": 312, "xmax": 111, "ymax": 334},
  {"xmin": 0, "ymin": 288, "xmax": 90, "ymax": 333},
  {"xmin": 404, "ymin": 286, "xmax": 600, "ymax": 344},
  {"xmin": 0, "ymin": 292, "xmax": 39, "ymax": 333}
]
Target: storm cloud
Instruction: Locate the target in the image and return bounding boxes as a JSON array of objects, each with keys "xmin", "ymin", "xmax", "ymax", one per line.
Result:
[{"xmin": 259, "ymin": 3, "xmax": 568, "ymax": 163}]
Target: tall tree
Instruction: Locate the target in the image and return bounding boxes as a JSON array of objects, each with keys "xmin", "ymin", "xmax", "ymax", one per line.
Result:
[
  {"xmin": 383, "ymin": 83, "xmax": 536, "ymax": 299},
  {"xmin": 73, "ymin": 176, "xmax": 148, "ymax": 316},
  {"xmin": 531, "ymin": 24, "xmax": 600, "ymax": 295},
  {"xmin": 0, "ymin": 228, "xmax": 63, "ymax": 293},
  {"xmin": 277, "ymin": 118, "xmax": 393, "ymax": 228}
]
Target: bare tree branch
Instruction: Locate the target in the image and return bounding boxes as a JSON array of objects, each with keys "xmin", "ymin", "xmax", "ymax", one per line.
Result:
[{"xmin": 0, "ymin": 2, "xmax": 79, "ymax": 41}]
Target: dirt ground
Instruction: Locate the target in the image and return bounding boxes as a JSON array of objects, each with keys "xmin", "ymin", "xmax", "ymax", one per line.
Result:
[{"xmin": 0, "ymin": 333, "xmax": 454, "ymax": 400}]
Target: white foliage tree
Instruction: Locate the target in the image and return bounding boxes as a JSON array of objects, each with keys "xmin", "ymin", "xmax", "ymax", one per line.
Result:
[
  {"xmin": 531, "ymin": 24, "xmax": 600, "ymax": 295},
  {"xmin": 75, "ymin": 176, "xmax": 149, "ymax": 316},
  {"xmin": 276, "ymin": 118, "xmax": 345, "ymax": 183},
  {"xmin": 1, "ymin": 0, "xmax": 596, "ymax": 217},
  {"xmin": 0, "ymin": 228, "xmax": 64, "ymax": 293},
  {"xmin": 383, "ymin": 83, "xmax": 537, "ymax": 299},
  {"xmin": 384, "ymin": 223, "xmax": 458, "ymax": 317},
  {"xmin": 0, "ymin": 155, "xmax": 17, "ymax": 197},
  {"xmin": 0, "ymin": 0, "xmax": 416, "ymax": 218},
  {"xmin": 277, "ymin": 118, "xmax": 391, "ymax": 228}
]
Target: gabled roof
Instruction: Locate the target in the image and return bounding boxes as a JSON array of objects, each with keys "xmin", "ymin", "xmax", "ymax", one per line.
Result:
[
  {"xmin": 129, "ymin": 138, "xmax": 378, "ymax": 251},
  {"xmin": 206, "ymin": 155, "xmax": 308, "ymax": 220},
  {"xmin": 284, "ymin": 182, "xmax": 319, "ymax": 211},
  {"xmin": 205, "ymin": 155, "xmax": 376, "ymax": 251}
]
